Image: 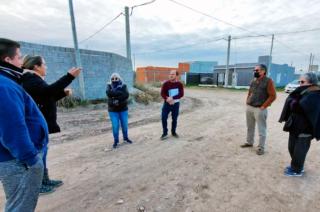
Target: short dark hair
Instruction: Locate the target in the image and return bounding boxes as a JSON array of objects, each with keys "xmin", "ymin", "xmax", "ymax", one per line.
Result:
[
  {"xmin": 258, "ymin": 64, "xmax": 268, "ymax": 72},
  {"xmin": 0, "ymin": 38, "xmax": 20, "ymax": 62},
  {"xmin": 22, "ymin": 55, "xmax": 43, "ymax": 70}
]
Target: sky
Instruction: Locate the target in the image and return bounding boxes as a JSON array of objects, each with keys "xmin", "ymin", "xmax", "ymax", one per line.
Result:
[{"xmin": 1, "ymin": 0, "xmax": 319, "ymax": 71}]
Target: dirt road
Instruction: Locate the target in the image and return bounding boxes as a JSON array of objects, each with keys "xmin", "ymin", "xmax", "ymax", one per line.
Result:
[{"xmin": 1, "ymin": 88, "xmax": 320, "ymax": 212}]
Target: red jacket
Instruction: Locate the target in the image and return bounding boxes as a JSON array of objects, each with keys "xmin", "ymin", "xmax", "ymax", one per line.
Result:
[{"xmin": 161, "ymin": 80, "xmax": 184, "ymax": 101}]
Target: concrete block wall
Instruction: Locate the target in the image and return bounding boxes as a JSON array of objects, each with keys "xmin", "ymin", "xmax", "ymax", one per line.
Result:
[{"xmin": 20, "ymin": 41, "xmax": 133, "ymax": 100}]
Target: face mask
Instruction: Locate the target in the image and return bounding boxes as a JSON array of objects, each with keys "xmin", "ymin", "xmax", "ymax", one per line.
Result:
[
  {"xmin": 254, "ymin": 72, "xmax": 260, "ymax": 78},
  {"xmin": 112, "ymin": 81, "xmax": 120, "ymax": 87}
]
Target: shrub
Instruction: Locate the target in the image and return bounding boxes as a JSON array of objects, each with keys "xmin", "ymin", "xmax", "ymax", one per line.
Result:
[{"xmin": 133, "ymin": 83, "xmax": 162, "ymax": 105}]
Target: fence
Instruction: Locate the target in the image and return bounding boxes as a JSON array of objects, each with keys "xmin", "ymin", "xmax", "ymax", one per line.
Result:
[
  {"xmin": 137, "ymin": 70, "xmax": 187, "ymax": 84},
  {"xmin": 186, "ymin": 73, "xmax": 225, "ymax": 86}
]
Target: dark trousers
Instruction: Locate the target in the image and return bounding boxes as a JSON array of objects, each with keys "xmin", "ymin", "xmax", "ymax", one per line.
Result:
[
  {"xmin": 161, "ymin": 102, "xmax": 180, "ymax": 134},
  {"xmin": 288, "ymin": 133, "xmax": 312, "ymax": 173}
]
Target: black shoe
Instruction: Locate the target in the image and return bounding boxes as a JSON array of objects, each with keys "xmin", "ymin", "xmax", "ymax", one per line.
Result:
[
  {"xmin": 124, "ymin": 138, "xmax": 133, "ymax": 144},
  {"xmin": 256, "ymin": 148, "xmax": 265, "ymax": 155},
  {"xmin": 43, "ymin": 179, "xmax": 63, "ymax": 188},
  {"xmin": 240, "ymin": 143, "xmax": 253, "ymax": 148},
  {"xmin": 113, "ymin": 143, "xmax": 118, "ymax": 149},
  {"xmin": 39, "ymin": 184, "xmax": 56, "ymax": 195},
  {"xmin": 160, "ymin": 133, "xmax": 168, "ymax": 140},
  {"xmin": 42, "ymin": 168, "xmax": 63, "ymax": 188},
  {"xmin": 172, "ymin": 132, "xmax": 179, "ymax": 138}
]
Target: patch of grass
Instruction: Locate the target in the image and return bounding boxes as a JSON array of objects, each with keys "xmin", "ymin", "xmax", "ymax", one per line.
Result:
[
  {"xmin": 90, "ymin": 98, "xmax": 107, "ymax": 104},
  {"xmin": 133, "ymin": 83, "xmax": 162, "ymax": 105},
  {"xmin": 150, "ymin": 82, "xmax": 162, "ymax": 88},
  {"xmin": 276, "ymin": 87, "xmax": 285, "ymax": 92},
  {"xmin": 57, "ymin": 97, "xmax": 108, "ymax": 108},
  {"xmin": 57, "ymin": 96, "xmax": 85, "ymax": 108}
]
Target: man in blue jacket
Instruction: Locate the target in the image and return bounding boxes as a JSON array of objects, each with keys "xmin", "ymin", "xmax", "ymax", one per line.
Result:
[{"xmin": 0, "ymin": 38, "xmax": 49, "ymax": 212}]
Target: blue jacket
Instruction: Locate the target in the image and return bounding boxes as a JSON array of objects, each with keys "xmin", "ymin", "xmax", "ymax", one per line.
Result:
[{"xmin": 0, "ymin": 62, "xmax": 48, "ymax": 166}]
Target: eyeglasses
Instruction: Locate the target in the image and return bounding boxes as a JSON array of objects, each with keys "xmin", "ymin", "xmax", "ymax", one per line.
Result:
[
  {"xmin": 111, "ymin": 77, "xmax": 119, "ymax": 81},
  {"xmin": 253, "ymin": 69, "xmax": 260, "ymax": 72},
  {"xmin": 298, "ymin": 80, "xmax": 306, "ymax": 84}
]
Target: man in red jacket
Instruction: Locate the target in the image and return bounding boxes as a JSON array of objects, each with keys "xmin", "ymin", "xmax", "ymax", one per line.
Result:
[{"xmin": 160, "ymin": 70, "xmax": 184, "ymax": 140}]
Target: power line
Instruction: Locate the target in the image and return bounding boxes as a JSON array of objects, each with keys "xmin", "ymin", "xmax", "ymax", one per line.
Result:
[
  {"xmin": 273, "ymin": 27, "xmax": 320, "ymax": 36},
  {"xmin": 79, "ymin": 12, "xmax": 123, "ymax": 44},
  {"xmin": 130, "ymin": 0, "xmax": 157, "ymax": 16},
  {"xmin": 135, "ymin": 36, "xmax": 225, "ymax": 55},
  {"xmin": 233, "ymin": 27, "xmax": 320, "ymax": 39},
  {"xmin": 78, "ymin": 1, "xmax": 157, "ymax": 44},
  {"xmin": 167, "ymin": 0, "xmax": 311, "ymax": 58},
  {"xmin": 274, "ymin": 38, "xmax": 310, "ymax": 57},
  {"xmin": 168, "ymin": 0, "xmax": 256, "ymax": 35}
]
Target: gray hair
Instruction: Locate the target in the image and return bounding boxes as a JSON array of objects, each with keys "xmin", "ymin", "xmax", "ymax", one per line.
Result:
[
  {"xmin": 108, "ymin": 72, "xmax": 123, "ymax": 84},
  {"xmin": 302, "ymin": 72, "xmax": 318, "ymax": 85}
]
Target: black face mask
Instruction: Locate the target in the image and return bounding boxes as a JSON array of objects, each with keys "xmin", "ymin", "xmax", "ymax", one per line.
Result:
[{"xmin": 254, "ymin": 72, "xmax": 260, "ymax": 78}]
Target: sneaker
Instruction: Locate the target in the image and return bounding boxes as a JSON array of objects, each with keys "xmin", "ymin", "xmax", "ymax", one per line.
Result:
[
  {"xmin": 284, "ymin": 167, "xmax": 303, "ymax": 177},
  {"xmin": 43, "ymin": 179, "xmax": 63, "ymax": 188},
  {"xmin": 39, "ymin": 184, "xmax": 56, "ymax": 195},
  {"xmin": 172, "ymin": 132, "xmax": 179, "ymax": 138},
  {"xmin": 285, "ymin": 166, "xmax": 305, "ymax": 173},
  {"xmin": 160, "ymin": 133, "xmax": 168, "ymax": 140},
  {"xmin": 113, "ymin": 143, "xmax": 118, "ymax": 149},
  {"xmin": 42, "ymin": 169, "xmax": 63, "ymax": 188},
  {"xmin": 256, "ymin": 148, "xmax": 264, "ymax": 155},
  {"xmin": 124, "ymin": 138, "xmax": 133, "ymax": 144},
  {"xmin": 240, "ymin": 143, "xmax": 253, "ymax": 148}
]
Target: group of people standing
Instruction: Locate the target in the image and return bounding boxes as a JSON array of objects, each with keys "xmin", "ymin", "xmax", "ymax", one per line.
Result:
[
  {"xmin": 106, "ymin": 69, "xmax": 184, "ymax": 148},
  {"xmin": 0, "ymin": 37, "xmax": 319, "ymax": 212},
  {"xmin": 0, "ymin": 38, "xmax": 81, "ymax": 211},
  {"xmin": 241, "ymin": 64, "xmax": 320, "ymax": 177}
]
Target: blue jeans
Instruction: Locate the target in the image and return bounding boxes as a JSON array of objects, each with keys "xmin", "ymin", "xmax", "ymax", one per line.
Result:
[
  {"xmin": 0, "ymin": 153, "xmax": 44, "ymax": 212},
  {"xmin": 109, "ymin": 110, "xmax": 129, "ymax": 144},
  {"xmin": 161, "ymin": 102, "xmax": 180, "ymax": 134}
]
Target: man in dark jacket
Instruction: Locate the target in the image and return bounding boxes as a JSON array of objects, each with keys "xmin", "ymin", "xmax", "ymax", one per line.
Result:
[
  {"xmin": 21, "ymin": 55, "xmax": 81, "ymax": 193},
  {"xmin": 0, "ymin": 38, "xmax": 48, "ymax": 212}
]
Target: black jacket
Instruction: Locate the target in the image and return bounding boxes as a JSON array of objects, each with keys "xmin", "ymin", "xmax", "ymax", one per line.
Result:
[
  {"xmin": 22, "ymin": 72, "xmax": 75, "ymax": 134},
  {"xmin": 279, "ymin": 85, "xmax": 320, "ymax": 140},
  {"xmin": 106, "ymin": 84, "xmax": 129, "ymax": 112}
]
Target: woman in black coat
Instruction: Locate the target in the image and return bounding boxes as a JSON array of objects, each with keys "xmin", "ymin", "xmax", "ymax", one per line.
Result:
[
  {"xmin": 279, "ymin": 72, "xmax": 320, "ymax": 177},
  {"xmin": 106, "ymin": 73, "xmax": 133, "ymax": 149},
  {"xmin": 22, "ymin": 55, "xmax": 81, "ymax": 193}
]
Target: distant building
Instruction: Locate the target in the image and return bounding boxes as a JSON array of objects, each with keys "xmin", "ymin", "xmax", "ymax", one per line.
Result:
[
  {"xmin": 309, "ymin": 65, "xmax": 319, "ymax": 72},
  {"xmin": 135, "ymin": 63, "xmax": 189, "ymax": 84},
  {"xmin": 135, "ymin": 61, "xmax": 218, "ymax": 84},
  {"xmin": 184, "ymin": 61, "xmax": 218, "ymax": 73},
  {"xmin": 214, "ymin": 56, "xmax": 296, "ymax": 87}
]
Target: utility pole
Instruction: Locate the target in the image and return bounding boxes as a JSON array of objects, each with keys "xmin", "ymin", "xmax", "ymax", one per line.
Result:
[
  {"xmin": 125, "ymin": 6, "xmax": 132, "ymax": 61},
  {"xmin": 224, "ymin": 35, "xmax": 231, "ymax": 87},
  {"xmin": 268, "ymin": 34, "xmax": 274, "ymax": 76},
  {"xmin": 133, "ymin": 53, "xmax": 136, "ymax": 72},
  {"xmin": 308, "ymin": 53, "xmax": 313, "ymax": 72},
  {"xmin": 68, "ymin": 0, "xmax": 85, "ymax": 99}
]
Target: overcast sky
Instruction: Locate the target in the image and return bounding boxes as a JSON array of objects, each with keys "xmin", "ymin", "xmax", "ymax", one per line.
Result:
[{"xmin": 1, "ymin": 0, "xmax": 319, "ymax": 70}]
